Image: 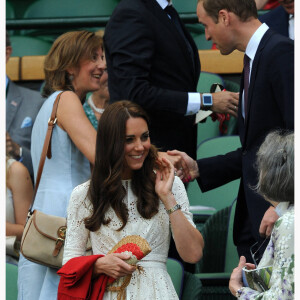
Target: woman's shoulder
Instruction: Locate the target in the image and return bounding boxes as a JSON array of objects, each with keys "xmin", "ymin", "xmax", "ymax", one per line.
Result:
[
  {"xmin": 69, "ymin": 180, "xmax": 92, "ymax": 207},
  {"xmin": 7, "ymin": 159, "xmax": 30, "ymax": 187},
  {"xmin": 274, "ymin": 205, "xmax": 294, "ymax": 232},
  {"xmin": 71, "ymin": 180, "xmax": 91, "ymax": 199}
]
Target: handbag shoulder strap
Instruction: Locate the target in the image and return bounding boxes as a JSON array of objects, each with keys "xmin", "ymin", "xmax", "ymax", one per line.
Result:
[{"xmin": 30, "ymin": 91, "xmax": 64, "ymax": 211}]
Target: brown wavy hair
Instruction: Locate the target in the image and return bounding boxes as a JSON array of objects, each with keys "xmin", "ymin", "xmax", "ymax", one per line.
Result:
[
  {"xmin": 85, "ymin": 101, "xmax": 159, "ymax": 231},
  {"xmin": 42, "ymin": 30, "xmax": 103, "ymax": 98}
]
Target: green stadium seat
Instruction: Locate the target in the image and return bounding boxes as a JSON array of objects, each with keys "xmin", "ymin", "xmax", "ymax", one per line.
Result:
[
  {"xmin": 23, "ymin": 0, "xmax": 118, "ymax": 18},
  {"xmin": 197, "ymin": 71, "xmax": 224, "ymax": 93},
  {"xmin": 167, "ymin": 258, "xmax": 184, "ymax": 298},
  {"xmin": 21, "ymin": 0, "xmax": 119, "ymax": 42},
  {"xmin": 6, "ymin": 263, "xmax": 18, "ymax": 300},
  {"xmin": 6, "ymin": 1, "xmax": 15, "ymax": 19},
  {"xmin": 196, "ymin": 72, "xmax": 225, "ymax": 146},
  {"xmin": 195, "ymin": 199, "xmax": 239, "ymax": 299},
  {"xmin": 188, "ymin": 135, "xmax": 241, "ymax": 213},
  {"xmin": 172, "ymin": 0, "xmax": 197, "ymax": 14},
  {"xmin": 10, "ymin": 35, "xmax": 52, "ymax": 57},
  {"xmin": 186, "ymin": 24, "xmax": 213, "ymax": 49},
  {"xmin": 181, "ymin": 271, "xmax": 202, "ymax": 300}
]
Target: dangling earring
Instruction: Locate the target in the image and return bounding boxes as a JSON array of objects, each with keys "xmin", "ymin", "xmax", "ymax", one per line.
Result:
[{"xmin": 68, "ymin": 73, "xmax": 74, "ymax": 82}]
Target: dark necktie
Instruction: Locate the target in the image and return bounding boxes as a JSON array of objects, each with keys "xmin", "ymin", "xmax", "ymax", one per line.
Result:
[
  {"xmin": 243, "ymin": 54, "xmax": 250, "ymax": 120},
  {"xmin": 165, "ymin": 5, "xmax": 195, "ymax": 67}
]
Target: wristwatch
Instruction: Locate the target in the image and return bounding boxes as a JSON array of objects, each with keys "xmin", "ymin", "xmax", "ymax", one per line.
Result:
[
  {"xmin": 166, "ymin": 204, "xmax": 181, "ymax": 215},
  {"xmin": 201, "ymin": 93, "xmax": 213, "ymax": 111}
]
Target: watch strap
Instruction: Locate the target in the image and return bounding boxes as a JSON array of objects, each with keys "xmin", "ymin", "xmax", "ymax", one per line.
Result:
[{"xmin": 166, "ymin": 204, "xmax": 181, "ymax": 215}]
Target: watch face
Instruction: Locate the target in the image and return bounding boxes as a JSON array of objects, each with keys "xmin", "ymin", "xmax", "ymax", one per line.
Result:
[{"xmin": 203, "ymin": 94, "xmax": 212, "ymax": 105}]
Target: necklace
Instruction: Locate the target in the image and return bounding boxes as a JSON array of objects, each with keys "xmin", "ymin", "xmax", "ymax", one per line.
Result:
[{"xmin": 88, "ymin": 95, "xmax": 105, "ymax": 114}]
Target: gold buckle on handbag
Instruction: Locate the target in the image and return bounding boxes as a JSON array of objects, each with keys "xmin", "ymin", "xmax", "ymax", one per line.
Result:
[{"xmin": 53, "ymin": 238, "xmax": 65, "ymax": 257}]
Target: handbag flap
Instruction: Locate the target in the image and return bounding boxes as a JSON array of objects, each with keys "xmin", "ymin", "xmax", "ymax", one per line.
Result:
[{"xmin": 33, "ymin": 210, "xmax": 67, "ymax": 241}]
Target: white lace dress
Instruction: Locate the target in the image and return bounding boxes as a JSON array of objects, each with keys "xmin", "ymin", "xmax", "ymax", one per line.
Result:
[{"xmin": 63, "ymin": 176, "xmax": 196, "ymax": 300}]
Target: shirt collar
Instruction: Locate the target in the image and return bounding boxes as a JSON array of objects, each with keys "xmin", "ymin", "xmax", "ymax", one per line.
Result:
[
  {"xmin": 245, "ymin": 23, "xmax": 269, "ymax": 61},
  {"xmin": 156, "ymin": 0, "xmax": 172, "ymax": 10},
  {"xmin": 275, "ymin": 202, "xmax": 293, "ymax": 217}
]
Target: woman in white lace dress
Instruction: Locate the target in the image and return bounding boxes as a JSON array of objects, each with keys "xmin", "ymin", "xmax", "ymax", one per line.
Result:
[
  {"xmin": 63, "ymin": 101, "xmax": 204, "ymax": 299},
  {"xmin": 229, "ymin": 131, "xmax": 294, "ymax": 299}
]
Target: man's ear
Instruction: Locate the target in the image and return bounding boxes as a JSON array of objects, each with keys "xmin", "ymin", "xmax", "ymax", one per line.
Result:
[
  {"xmin": 6, "ymin": 46, "xmax": 12, "ymax": 63},
  {"xmin": 218, "ymin": 9, "xmax": 230, "ymax": 26}
]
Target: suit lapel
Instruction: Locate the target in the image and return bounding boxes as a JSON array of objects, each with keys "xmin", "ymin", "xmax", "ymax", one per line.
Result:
[
  {"xmin": 144, "ymin": 0, "xmax": 198, "ymax": 81},
  {"xmin": 6, "ymin": 80, "xmax": 23, "ymax": 130},
  {"xmin": 243, "ymin": 30, "xmax": 274, "ymax": 140}
]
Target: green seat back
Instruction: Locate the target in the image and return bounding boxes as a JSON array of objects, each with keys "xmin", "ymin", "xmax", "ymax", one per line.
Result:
[
  {"xmin": 186, "ymin": 24, "xmax": 213, "ymax": 49},
  {"xmin": 181, "ymin": 271, "xmax": 202, "ymax": 300},
  {"xmin": 194, "ymin": 199, "xmax": 239, "ymax": 299},
  {"xmin": 6, "ymin": 263, "xmax": 18, "ymax": 300},
  {"xmin": 21, "ymin": 0, "xmax": 119, "ymax": 41},
  {"xmin": 196, "ymin": 72, "xmax": 225, "ymax": 145},
  {"xmin": 195, "ymin": 205, "xmax": 230, "ymax": 273},
  {"xmin": 224, "ymin": 199, "xmax": 239, "ymax": 272},
  {"xmin": 10, "ymin": 35, "xmax": 52, "ymax": 57},
  {"xmin": 6, "ymin": 1, "xmax": 15, "ymax": 19},
  {"xmin": 166, "ymin": 258, "xmax": 184, "ymax": 298},
  {"xmin": 23, "ymin": 0, "xmax": 119, "ymax": 18},
  {"xmin": 172, "ymin": 0, "xmax": 197, "ymax": 13},
  {"xmin": 187, "ymin": 136, "xmax": 241, "ymax": 211},
  {"xmin": 197, "ymin": 71, "xmax": 224, "ymax": 93}
]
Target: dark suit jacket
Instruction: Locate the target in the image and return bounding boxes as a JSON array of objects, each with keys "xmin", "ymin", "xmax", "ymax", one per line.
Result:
[
  {"xmin": 196, "ymin": 30, "xmax": 294, "ymax": 250},
  {"xmin": 6, "ymin": 80, "xmax": 44, "ymax": 178},
  {"xmin": 104, "ymin": 0, "xmax": 200, "ymax": 159},
  {"xmin": 259, "ymin": 6, "xmax": 289, "ymax": 38}
]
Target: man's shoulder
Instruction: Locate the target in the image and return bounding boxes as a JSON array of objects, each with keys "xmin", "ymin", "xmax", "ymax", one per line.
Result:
[
  {"xmin": 259, "ymin": 5, "xmax": 287, "ymax": 24},
  {"xmin": 260, "ymin": 29, "xmax": 293, "ymax": 55},
  {"xmin": 8, "ymin": 81, "xmax": 44, "ymax": 106},
  {"xmin": 111, "ymin": 0, "xmax": 146, "ymax": 14}
]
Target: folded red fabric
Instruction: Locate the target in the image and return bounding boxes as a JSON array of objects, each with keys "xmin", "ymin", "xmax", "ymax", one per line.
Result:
[{"xmin": 57, "ymin": 255, "xmax": 109, "ymax": 300}]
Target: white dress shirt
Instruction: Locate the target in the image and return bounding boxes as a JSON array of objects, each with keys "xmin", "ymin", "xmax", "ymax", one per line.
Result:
[{"xmin": 242, "ymin": 23, "xmax": 269, "ymax": 119}]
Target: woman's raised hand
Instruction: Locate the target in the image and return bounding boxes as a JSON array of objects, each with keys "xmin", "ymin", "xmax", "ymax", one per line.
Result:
[
  {"xmin": 155, "ymin": 157, "xmax": 175, "ymax": 205},
  {"xmin": 93, "ymin": 253, "xmax": 136, "ymax": 279}
]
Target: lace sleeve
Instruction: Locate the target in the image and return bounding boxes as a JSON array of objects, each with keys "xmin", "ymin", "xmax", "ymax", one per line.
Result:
[
  {"xmin": 62, "ymin": 181, "xmax": 92, "ymax": 265},
  {"xmin": 171, "ymin": 176, "xmax": 196, "ymax": 228}
]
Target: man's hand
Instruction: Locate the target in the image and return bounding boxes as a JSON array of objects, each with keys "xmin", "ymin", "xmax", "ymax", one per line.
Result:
[
  {"xmin": 158, "ymin": 152, "xmax": 181, "ymax": 168},
  {"xmin": 211, "ymin": 91, "xmax": 239, "ymax": 117},
  {"xmin": 6, "ymin": 132, "xmax": 21, "ymax": 159},
  {"xmin": 167, "ymin": 150, "xmax": 199, "ymax": 183},
  {"xmin": 259, "ymin": 206, "xmax": 279, "ymax": 238}
]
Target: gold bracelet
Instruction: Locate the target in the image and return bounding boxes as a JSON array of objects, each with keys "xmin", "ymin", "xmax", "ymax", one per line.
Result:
[{"xmin": 166, "ymin": 204, "xmax": 181, "ymax": 215}]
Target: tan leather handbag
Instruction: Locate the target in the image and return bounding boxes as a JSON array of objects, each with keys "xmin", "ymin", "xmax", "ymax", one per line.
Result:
[{"xmin": 20, "ymin": 92, "xmax": 91, "ymax": 269}]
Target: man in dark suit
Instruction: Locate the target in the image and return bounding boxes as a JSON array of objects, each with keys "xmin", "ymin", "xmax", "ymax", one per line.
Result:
[
  {"xmin": 259, "ymin": 0, "xmax": 294, "ymax": 39},
  {"xmin": 104, "ymin": 0, "xmax": 239, "ymax": 160},
  {"xmin": 6, "ymin": 32, "xmax": 44, "ymax": 180},
  {"xmin": 169, "ymin": 0, "xmax": 294, "ymax": 262}
]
